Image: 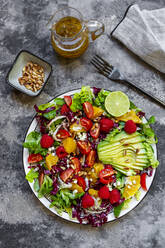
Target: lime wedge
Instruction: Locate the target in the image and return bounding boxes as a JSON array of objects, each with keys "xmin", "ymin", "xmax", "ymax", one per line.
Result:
[{"xmin": 105, "ymin": 91, "xmax": 130, "ymax": 117}]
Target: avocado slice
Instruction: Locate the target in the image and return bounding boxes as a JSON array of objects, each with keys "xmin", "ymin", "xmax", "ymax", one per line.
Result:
[{"xmin": 97, "ymin": 130, "xmax": 158, "ymax": 176}]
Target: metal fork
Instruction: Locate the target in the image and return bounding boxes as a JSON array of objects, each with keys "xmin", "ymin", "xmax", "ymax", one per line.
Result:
[{"xmin": 91, "ymin": 54, "xmax": 165, "ymax": 108}]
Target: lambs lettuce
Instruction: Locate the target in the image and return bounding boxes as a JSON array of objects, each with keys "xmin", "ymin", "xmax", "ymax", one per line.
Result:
[
  {"xmin": 25, "ymin": 168, "xmax": 39, "ymax": 183},
  {"xmin": 70, "ymin": 86, "xmax": 94, "ymax": 112},
  {"xmin": 50, "ymin": 189, "xmax": 84, "ymax": 214},
  {"xmin": 23, "ymin": 131, "xmax": 47, "ymax": 156},
  {"xmin": 38, "ymin": 175, "xmax": 53, "ymax": 198}
]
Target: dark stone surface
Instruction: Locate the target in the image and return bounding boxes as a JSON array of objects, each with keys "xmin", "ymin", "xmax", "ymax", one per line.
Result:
[{"xmin": 0, "ymin": 0, "xmax": 165, "ymax": 247}]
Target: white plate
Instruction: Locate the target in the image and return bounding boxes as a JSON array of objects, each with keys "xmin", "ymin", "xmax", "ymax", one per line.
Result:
[{"xmin": 23, "ymin": 89, "xmax": 157, "ymax": 224}]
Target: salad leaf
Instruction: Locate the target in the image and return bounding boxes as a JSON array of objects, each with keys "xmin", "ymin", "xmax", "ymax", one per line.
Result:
[
  {"xmin": 70, "ymin": 86, "xmax": 94, "ymax": 112},
  {"xmin": 148, "ymin": 116, "xmax": 156, "ymax": 125},
  {"xmin": 116, "ymin": 176, "xmax": 125, "ymax": 189},
  {"xmin": 23, "ymin": 131, "xmax": 47, "ymax": 156},
  {"xmin": 25, "ymin": 168, "xmax": 39, "ymax": 183},
  {"xmin": 94, "ymin": 89, "xmax": 110, "ymax": 109},
  {"xmin": 53, "ymin": 98, "xmax": 65, "ymax": 106},
  {"xmin": 70, "ymin": 93, "xmax": 82, "ymax": 112},
  {"xmin": 34, "ymin": 178, "xmax": 40, "ymax": 192},
  {"xmin": 135, "ymin": 190, "xmax": 141, "ymax": 201},
  {"xmin": 43, "ymin": 109, "xmax": 57, "ymax": 120},
  {"xmin": 122, "ymin": 199, "xmax": 131, "ymax": 209},
  {"xmin": 114, "ymin": 202, "xmax": 124, "ymax": 218},
  {"xmin": 38, "ymin": 175, "xmax": 53, "ymax": 198},
  {"xmin": 50, "ymin": 189, "xmax": 84, "ymax": 210},
  {"xmin": 140, "ymin": 116, "xmax": 157, "ymax": 143},
  {"xmin": 129, "ymin": 101, "xmax": 137, "ymax": 110},
  {"xmin": 38, "ymin": 102, "xmax": 55, "ymax": 111}
]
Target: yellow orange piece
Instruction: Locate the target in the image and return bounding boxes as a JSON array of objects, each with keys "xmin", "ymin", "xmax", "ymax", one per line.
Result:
[
  {"xmin": 123, "ymin": 175, "xmax": 141, "ymax": 200},
  {"xmin": 92, "ymin": 106, "xmax": 104, "ymax": 119},
  {"xmin": 88, "ymin": 188, "xmax": 98, "ymax": 197},
  {"xmin": 70, "ymin": 121, "xmax": 86, "ymax": 133},
  {"xmin": 116, "ymin": 110, "xmax": 142, "ymax": 124},
  {"xmin": 63, "ymin": 137, "xmax": 77, "ymax": 154},
  {"xmin": 46, "ymin": 154, "xmax": 58, "ymax": 170},
  {"xmin": 93, "ymin": 163, "xmax": 104, "ymax": 175},
  {"xmin": 71, "ymin": 183, "xmax": 84, "ymax": 193}
]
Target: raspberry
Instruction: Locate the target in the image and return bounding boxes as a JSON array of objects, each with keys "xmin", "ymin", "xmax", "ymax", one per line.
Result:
[
  {"xmin": 98, "ymin": 186, "xmax": 110, "ymax": 199},
  {"xmin": 100, "ymin": 118, "xmax": 114, "ymax": 133},
  {"xmin": 40, "ymin": 134, "xmax": 54, "ymax": 148},
  {"xmin": 81, "ymin": 194, "xmax": 94, "ymax": 209},
  {"xmin": 109, "ymin": 189, "xmax": 121, "ymax": 204},
  {"xmin": 56, "ymin": 146, "xmax": 68, "ymax": 159},
  {"xmin": 124, "ymin": 120, "xmax": 137, "ymax": 134}
]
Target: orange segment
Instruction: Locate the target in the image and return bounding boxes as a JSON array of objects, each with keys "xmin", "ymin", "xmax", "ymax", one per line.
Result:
[
  {"xmin": 63, "ymin": 137, "xmax": 77, "ymax": 154},
  {"xmin": 92, "ymin": 106, "xmax": 104, "ymax": 119},
  {"xmin": 123, "ymin": 175, "xmax": 141, "ymax": 199},
  {"xmin": 116, "ymin": 110, "xmax": 142, "ymax": 124},
  {"xmin": 46, "ymin": 154, "xmax": 58, "ymax": 170}
]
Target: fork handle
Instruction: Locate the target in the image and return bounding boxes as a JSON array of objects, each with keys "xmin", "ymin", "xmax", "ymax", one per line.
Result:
[{"xmin": 120, "ymin": 79, "xmax": 165, "ymax": 108}]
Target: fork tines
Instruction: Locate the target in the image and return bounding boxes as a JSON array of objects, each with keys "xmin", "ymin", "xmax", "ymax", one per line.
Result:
[{"xmin": 91, "ymin": 54, "xmax": 113, "ymax": 77}]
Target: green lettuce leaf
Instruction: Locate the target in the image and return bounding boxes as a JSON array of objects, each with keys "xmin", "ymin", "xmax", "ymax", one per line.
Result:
[
  {"xmin": 25, "ymin": 168, "xmax": 39, "ymax": 183},
  {"xmin": 94, "ymin": 89, "xmax": 110, "ymax": 109},
  {"xmin": 50, "ymin": 189, "xmax": 84, "ymax": 210},
  {"xmin": 70, "ymin": 86, "xmax": 94, "ymax": 112},
  {"xmin": 114, "ymin": 201, "xmax": 124, "ymax": 218},
  {"xmin": 23, "ymin": 131, "xmax": 47, "ymax": 156},
  {"xmin": 38, "ymin": 175, "xmax": 53, "ymax": 198}
]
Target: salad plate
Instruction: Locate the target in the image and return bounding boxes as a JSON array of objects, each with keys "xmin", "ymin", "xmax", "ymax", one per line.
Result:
[{"xmin": 23, "ymin": 87, "xmax": 158, "ymax": 226}]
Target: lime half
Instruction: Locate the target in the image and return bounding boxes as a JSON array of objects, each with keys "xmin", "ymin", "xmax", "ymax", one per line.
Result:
[{"xmin": 105, "ymin": 91, "xmax": 130, "ymax": 117}]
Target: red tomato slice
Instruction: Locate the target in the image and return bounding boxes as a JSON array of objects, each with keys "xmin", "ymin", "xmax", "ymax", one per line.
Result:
[
  {"xmin": 80, "ymin": 117, "xmax": 93, "ymax": 131},
  {"xmin": 83, "ymin": 102, "xmax": 94, "ymax": 119},
  {"xmin": 60, "ymin": 168, "xmax": 74, "ymax": 182},
  {"xmin": 77, "ymin": 141, "xmax": 91, "ymax": 155},
  {"xmin": 99, "ymin": 168, "xmax": 114, "ymax": 184},
  {"xmin": 140, "ymin": 173, "xmax": 147, "ymax": 191},
  {"xmin": 64, "ymin": 96, "xmax": 72, "ymax": 107},
  {"xmin": 86, "ymin": 150, "xmax": 96, "ymax": 167},
  {"xmin": 56, "ymin": 129, "xmax": 70, "ymax": 139},
  {"xmin": 90, "ymin": 123, "xmax": 100, "ymax": 139},
  {"xmin": 28, "ymin": 153, "xmax": 43, "ymax": 163},
  {"xmin": 77, "ymin": 176, "xmax": 86, "ymax": 191},
  {"xmin": 71, "ymin": 157, "xmax": 81, "ymax": 174}
]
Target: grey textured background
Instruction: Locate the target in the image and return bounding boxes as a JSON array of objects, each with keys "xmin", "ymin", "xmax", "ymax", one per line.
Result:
[{"xmin": 0, "ymin": 0, "xmax": 165, "ymax": 247}]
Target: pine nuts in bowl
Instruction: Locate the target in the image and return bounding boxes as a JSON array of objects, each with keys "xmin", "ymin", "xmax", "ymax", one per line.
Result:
[{"xmin": 6, "ymin": 50, "xmax": 52, "ymax": 96}]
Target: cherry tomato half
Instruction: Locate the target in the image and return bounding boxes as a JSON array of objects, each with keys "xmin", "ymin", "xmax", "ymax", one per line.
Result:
[
  {"xmin": 83, "ymin": 102, "xmax": 94, "ymax": 119},
  {"xmin": 77, "ymin": 140, "xmax": 91, "ymax": 155},
  {"xmin": 64, "ymin": 96, "xmax": 72, "ymax": 107},
  {"xmin": 80, "ymin": 117, "xmax": 93, "ymax": 131},
  {"xmin": 77, "ymin": 176, "xmax": 86, "ymax": 191},
  {"xmin": 71, "ymin": 157, "xmax": 81, "ymax": 174},
  {"xmin": 140, "ymin": 173, "xmax": 147, "ymax": 191},
  {"xmin": 28, "ymin": 153, "xmax": 43, "ymax": 163},
  {"xmin": 60, "ymin": 168, "xmax": 74, "ymax": 182},
  {"xmin": 90, "ymin": 123, "xmax": 100, "ymax": 139},
  {"xmin": 99, "ymin": 168, "xmax": 114, "ymax": 184},
  {"xmin": 86, "ymin": 150, "xmax": 96, "ymax": 167},
  {"xmin": 56, "ymin": 129, "xmax": 70, "ymax": 139}
]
